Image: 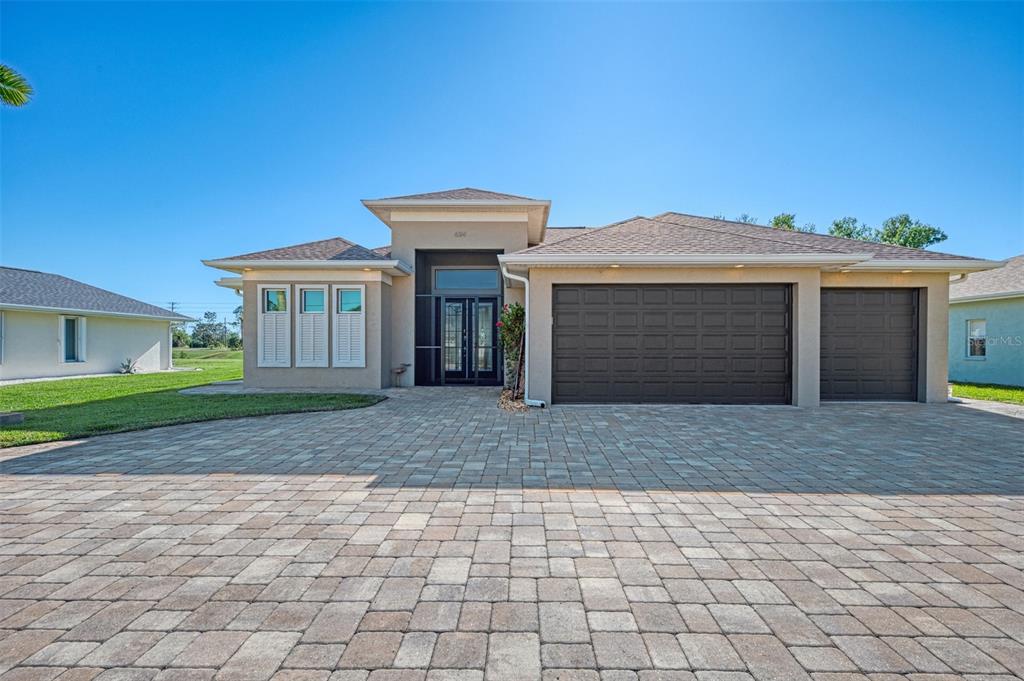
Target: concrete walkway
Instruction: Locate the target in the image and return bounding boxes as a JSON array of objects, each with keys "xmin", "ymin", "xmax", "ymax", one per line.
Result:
[{"xmin": 0, "ymin": 389, "xmax": 1022, "ymax": 680}]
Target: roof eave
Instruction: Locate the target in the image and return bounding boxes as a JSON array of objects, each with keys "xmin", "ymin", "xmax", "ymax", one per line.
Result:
[
  {"xmin": 949, "ymin": 290, "xmax": 1024, "ymax": 304},
  {"xmin": 202, "ymin": 258, "xmax": 413, "ymax": 276},
  {"xmin": 844, "ymin": 259, "xmax": 1003, "ymax": 273},
  {"xmin": 497, "ymin": 253, "xmax": 874, "ymax": 268},
  {"xmin": 0, "ymin": 303, "xmax": 192, "ymax": 322}
]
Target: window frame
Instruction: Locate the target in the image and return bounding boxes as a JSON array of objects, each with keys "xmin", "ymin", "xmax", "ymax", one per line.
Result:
[
  {"xmin": 256, "ymin": 284, "xmax": 291, "ymax": 368},
  {"xmin": 59, "ymin": 315, "xmax": 87, "ymax": 364},
  {"xmin": 296, "ymin": 285, "xmax": 329, "ymax": 368},
  {"xmin": 966, "ymin": 318, "xmax": 987, "ymax": 360},
  {"xmin": 263, "ymin": 287, "xmax": 289, "ymax": 314},
  {"xmin": 300, "ymin": 287, "xmax": 326, "ymax": 315},
  {"xmin": 331, "ymin": 284, "xmax": 366, "ymax": 368}
]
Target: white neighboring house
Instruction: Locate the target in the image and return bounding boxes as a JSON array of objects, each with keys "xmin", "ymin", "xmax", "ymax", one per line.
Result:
[{"xmin": 0, "ymin": 266, "xmax": 191, "ymax": 381}]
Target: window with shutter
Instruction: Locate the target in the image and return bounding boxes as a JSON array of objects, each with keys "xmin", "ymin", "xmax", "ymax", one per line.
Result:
[
  {"xmin": 296, "ymin": 287, "xmax": 328, "ymax": 367},
  {"xmin": 258, "ymin": 286, "xmax": 291, "ymax": 367},
  {"xmin": 332, "ymin": 285, "xmax": 366, "ymax": 368}
]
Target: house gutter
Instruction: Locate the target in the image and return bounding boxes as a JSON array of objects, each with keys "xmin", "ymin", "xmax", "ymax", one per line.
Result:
[{"xmin": 499, "ymin": 265, "xmax": 546, "ymax": 408}]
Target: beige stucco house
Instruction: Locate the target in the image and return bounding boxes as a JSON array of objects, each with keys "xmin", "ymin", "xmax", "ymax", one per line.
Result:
[
  {"xmin": 204, "ymin": 188, "xmax": 998, "ymax": 406},
  {"xmin": 0, "ymin": 266, "xmax": 189, "ymax": 381}
]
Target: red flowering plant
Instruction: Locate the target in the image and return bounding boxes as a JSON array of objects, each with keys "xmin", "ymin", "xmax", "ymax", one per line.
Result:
[{"xmin": 497, "ymin": 302, "xmax": 525, "ymax": 392}]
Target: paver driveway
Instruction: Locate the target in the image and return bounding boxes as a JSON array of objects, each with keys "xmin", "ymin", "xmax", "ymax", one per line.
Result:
[{"xmin": 1, "ymin": 388, "xmax": 1022, "ymax": 681}]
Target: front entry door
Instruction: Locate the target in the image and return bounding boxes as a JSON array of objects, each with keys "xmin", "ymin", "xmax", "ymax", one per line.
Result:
[{"xmin": 442, "ymin": 297, "xmax": 500, "ymax": 384}]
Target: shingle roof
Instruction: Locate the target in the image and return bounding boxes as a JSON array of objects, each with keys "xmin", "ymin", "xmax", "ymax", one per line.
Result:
[
  {"xmin": 516, "ymin": 212, "xmax": 982, "ymax": 262},
  {"xmin": 950, "ymin": 254, "xmax": 1024, "ymax": 300},
  {"xmin": 0, "ymin": 267, "xmax": 190, "ymax": 320},
  {"xmin": 539, "ymin": 227, "xmax": 589, "ymax": 244},
  {"xmin": 209, "ymin": 237, "xmax": 389, "ymax": 262},
  {"xmin": 655, "ymin": 213, "xmax": 980, "ymax": 261},
  {"xmin": 371, "ymin": 187, "xmax": 538, "ymax": 202}
]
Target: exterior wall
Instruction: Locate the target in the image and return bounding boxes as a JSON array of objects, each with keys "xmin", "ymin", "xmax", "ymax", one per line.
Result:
[
  {"xmin": 525, "ymin": 268, "xmax": 951, "ymax": 406},
  {"xmin": 0, "ymin": 309, "xmax": 170, "ymax": 380},
  {"xmin": 821, "ymin": 271, "xmax": 950, "ymax": 403},
  {"xmin": 389, "ymin": 218, "xmax": 530, "ymax": 386},
  {"xmin": 240, "ymin": 272, "xmax": 391, "ymax": 389},
  {"xmin": 948, "ymin": 297, "xmax": 1024, "ymax": 387}
]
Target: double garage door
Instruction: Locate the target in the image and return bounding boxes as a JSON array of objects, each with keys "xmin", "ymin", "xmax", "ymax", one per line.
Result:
[
  {"xmin": 552, "ymin": 284, "xmax": 919, "ymax": 404},
  {"xmin": 552, "ymin": 284, "xmax": 792, "ymax": 404}
]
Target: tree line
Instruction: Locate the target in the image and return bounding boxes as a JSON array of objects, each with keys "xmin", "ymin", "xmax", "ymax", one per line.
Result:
[
  {"xmin": 717, "ymin": 212, "xmax": 948, "ymax": 249},
  {"xmin": 172, "ymin": 307, "xmax": 243, "ymax": 349}
]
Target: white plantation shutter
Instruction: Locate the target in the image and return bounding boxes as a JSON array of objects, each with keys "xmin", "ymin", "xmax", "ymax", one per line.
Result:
[
  {"xmin": 296, "ymin": 287, "xmax": 328, "ymax": 367},
  {"xmin": 332, "ymin": 285, "xmax": 366, "ymax": 368},
  {"xmin": 258, "ymin": 286, "xmax": 291, "ymax": 367}
]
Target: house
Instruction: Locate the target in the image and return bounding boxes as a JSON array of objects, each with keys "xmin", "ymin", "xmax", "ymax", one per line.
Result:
[
  {"xmin": 0, "ymin": 266, "xmax": 190, "ymax": 381},
  {"xmin": 204, "ymin": 188, "xmax": 999, "ymax": 406},
  {"xmin": 948, "ymin": 253, "xmax": 1023, "ymax": 387}
]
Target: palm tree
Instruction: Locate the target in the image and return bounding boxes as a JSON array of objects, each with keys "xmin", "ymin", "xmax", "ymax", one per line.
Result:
[{"xmin": 0, "ymin": 65, "xmax": 33, "ymax": 107}]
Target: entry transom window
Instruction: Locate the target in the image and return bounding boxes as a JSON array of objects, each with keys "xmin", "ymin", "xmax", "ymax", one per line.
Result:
[
  {"xmin": 264, "ymin": 289, "xmax": 288, "ymax": 313},
  {"xmin": 967, "ymin": 319, "xmax": 986, "ymax": 358},
  {"xmin": 434, "ymin": 268, "xmax": 499, "ymax": 290},
  {"xmin": 301, "ymin": 289, "xmax": 325, "ymax": 313}
]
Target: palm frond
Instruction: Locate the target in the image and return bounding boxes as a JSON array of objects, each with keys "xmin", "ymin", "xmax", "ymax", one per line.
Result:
[{"xmin": 0, "ymin": 64, "xmax": 33, "ymax": 107}]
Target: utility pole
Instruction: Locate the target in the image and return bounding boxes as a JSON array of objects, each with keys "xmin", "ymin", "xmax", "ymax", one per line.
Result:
[{"xmin": 168, "ymin": 302, "xmax": 178, "ymax": 313}]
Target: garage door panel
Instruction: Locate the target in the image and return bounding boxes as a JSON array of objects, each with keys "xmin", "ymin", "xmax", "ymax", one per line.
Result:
[
  {"xmin": 553, "ymin": 284, "xmax": 791, "ymax": 404},
  {"xmin": 671, "ymin": 289, "xmax": 698, "ymax": 305},
  {"xmin": 612, "ymin": 288, "xmax": 639, "ymax": 305},
  {"xmin": 820, "ymin": 288, "xmax": 918, "ymax": 401}
]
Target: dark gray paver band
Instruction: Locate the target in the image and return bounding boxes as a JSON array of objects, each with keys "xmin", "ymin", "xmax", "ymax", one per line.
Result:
[{"xmin": 0, "ymin": 388, "xmax": 1022, "ymax": 681}]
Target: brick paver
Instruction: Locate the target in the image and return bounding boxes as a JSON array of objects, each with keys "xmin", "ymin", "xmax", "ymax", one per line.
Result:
[{"xmin": 0, "ymin": 387, "xmax": 1022, "ymax": 679}]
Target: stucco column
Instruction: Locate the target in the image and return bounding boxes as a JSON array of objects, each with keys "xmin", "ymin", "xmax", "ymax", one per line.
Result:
[
  {"xmin": 528, "ymin": 271, "xmax": 554, "ymax": 404},
  {"xmin": 923, "ymin": 277, "xmax": 950, "ymax": 403},
  {"xmin": 792, "ymin": 271, "xmax": 821, "ymax": 407}
]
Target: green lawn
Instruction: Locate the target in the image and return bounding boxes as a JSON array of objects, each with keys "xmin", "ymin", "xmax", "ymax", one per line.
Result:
[
  {"xmin": 0, "ymin": 354, "xmax": 382, "ymax": 448},
  {"xmin": 950, "ymin": 382, "xmax": 1024, "ymax": 405}
]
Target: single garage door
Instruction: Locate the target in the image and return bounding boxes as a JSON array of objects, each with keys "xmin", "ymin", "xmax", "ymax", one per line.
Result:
[
  {"xmin": 552, "ymin": 284, "xmax": 791, "ymax": 404},
  {"xmin": 820, "ymin": 288, "xmax": 919, "ymax": 401}
]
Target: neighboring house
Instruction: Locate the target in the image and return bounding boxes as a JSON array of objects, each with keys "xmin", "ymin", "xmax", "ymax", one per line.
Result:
[
  {"xmin": 0, "ymin": 266, "xmax": 190, "ymax": 381},
  {"xmin": 948, "ymin": 253, "xmax": 1023, "ymax": 387},
  {"xmin": 204, "ymin": 188, "xmax": 999, "ymax": 406}
]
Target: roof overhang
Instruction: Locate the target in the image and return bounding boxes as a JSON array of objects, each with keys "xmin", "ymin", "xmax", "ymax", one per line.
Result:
[
  {"xmin": 499, "ymin": 253, "xmax": 1005, "ymax": 274},
  {"xmin": 498, "ymin": 253, "xmax": 874, "ymax": 270},
  {"xmin": 0, "ymin": 303, "xmax": 192, "ymax": 323},
  {"xmin": 214, "ymin": 277, "xmax": 243, "ymax": 292},
  {"xmin": 202, "ymin": 259, "xmax": 413, "ymax": 276},
  {"xmin": 842, "ymin": 259, "xmax": 1003, "ymax": 273},
  {"xmin": 362, "ymin": 198, "xmax": 552, "ymax": 244},
  {"xmin": 950, "ymin": 290, "xmax": 1024, "ymax": 304}
]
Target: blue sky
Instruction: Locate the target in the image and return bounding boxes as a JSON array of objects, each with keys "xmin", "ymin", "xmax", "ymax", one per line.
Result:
[{"xmin": 2, "ymin": 2, "xmax": 1021, "ymax": 321}]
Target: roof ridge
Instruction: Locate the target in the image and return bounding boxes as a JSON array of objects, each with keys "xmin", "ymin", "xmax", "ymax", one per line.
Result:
[{"xmin": 650, "ymin": 213, "xmax": 849, "ymax": 255}]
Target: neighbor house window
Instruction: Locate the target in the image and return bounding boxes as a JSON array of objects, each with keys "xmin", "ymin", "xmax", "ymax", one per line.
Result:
[
  {"xmin": 434, "ymin": 268, "xmax": 499, "ymax": 290},
  {"xmin": 257, "ymin": 286, "xmax": 291, "ymax": 367},
  {"xmin": 333, "ymin": 285, "xmax": 365, "ymax": 368},
  {"xmin": 60, "ymin": 316, "xmax": 86, "ymax": 363},
  {"xmin": 967, "ymin": 319, "xmax": 986, "ymax": 358},
  {"xmin": 296, "ymin": 287, "xmax": 328, "ymax": 368}
]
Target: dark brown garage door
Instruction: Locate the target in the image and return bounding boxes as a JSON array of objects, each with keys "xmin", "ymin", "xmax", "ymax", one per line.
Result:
[
  {"xmin": 820, "ymin": 288, "xmax": 919, "ymax": 401},
  {"xmin": 552, "ymin": 284, "xmax": 791, "ymax": 404}
]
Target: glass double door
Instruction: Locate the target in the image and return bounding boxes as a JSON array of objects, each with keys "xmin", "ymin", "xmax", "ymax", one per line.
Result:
[{"xmin": 442, "ymin": 297, "xmax": 500, "ymax": 384}]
